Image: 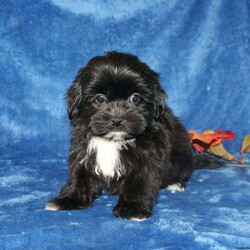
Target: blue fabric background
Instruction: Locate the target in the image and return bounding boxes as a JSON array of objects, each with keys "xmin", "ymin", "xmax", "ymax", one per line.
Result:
[{"xmin": 1, "ymin": 0, "xmax": 250, "ymax": 249}]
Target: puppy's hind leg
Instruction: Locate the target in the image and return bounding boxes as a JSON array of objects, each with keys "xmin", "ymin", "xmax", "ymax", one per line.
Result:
[
  {"xmin": 164, "ymin": 167, "xmax": 191, "ymax": 192},
  {"xmin": 165, "ymin": 182, "xmax": 185, "ymax": 192},
  {"xmin": 45, "ymin": 166, "xmax": 102, "ymax": 211}
]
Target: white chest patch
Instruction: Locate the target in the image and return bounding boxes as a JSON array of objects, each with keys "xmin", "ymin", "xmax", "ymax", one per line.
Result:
[{"xmin": 87, "ymin": 137, "xmax": 135, "ymax": 178}]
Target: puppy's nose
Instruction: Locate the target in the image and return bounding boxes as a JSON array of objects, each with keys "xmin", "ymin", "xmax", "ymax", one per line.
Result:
[{"xmin": 111, "ymin": 118, "xmax": 124, "ymax": 127}]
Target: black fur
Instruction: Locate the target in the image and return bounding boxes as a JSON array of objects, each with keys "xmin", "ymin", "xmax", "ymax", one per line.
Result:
[{"xmin": 46, "ymin": 51, "xmax": 220, "ymax": 220}]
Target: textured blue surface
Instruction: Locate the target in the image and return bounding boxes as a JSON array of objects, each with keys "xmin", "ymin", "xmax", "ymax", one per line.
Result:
[{"xmin": 1, "ymin": 0, "xmax": 250, "ymax": 249}]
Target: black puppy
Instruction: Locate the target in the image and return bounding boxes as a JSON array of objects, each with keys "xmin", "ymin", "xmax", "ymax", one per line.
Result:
[{"xmin": 46, "ymin": 51, "xmax": 219, "ymax": 221}]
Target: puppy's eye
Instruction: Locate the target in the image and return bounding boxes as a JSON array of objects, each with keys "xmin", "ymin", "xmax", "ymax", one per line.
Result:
[
  {"xmin": 95, "ymin": 94, "xmax": 107, "ymax": 104},
  {"xmin": 130, "ymin": 93, "xmax": 141, "ymax": 103}
]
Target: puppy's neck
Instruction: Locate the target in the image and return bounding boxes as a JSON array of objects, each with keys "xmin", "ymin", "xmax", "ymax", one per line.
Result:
[{"xmin": 87, "ymin": 137, "xmax": 135, "ymax": 178}]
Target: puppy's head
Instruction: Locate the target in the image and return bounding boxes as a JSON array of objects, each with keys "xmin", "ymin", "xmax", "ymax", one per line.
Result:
[{"xmin": 66, "ymin": 51, "xmax": 166, "ymax": 141}]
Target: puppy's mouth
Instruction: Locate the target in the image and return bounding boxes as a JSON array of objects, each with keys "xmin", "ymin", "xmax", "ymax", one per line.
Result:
[{"xmin": 104, "ymin": 131, "xmax": 131, "ymax": 141}]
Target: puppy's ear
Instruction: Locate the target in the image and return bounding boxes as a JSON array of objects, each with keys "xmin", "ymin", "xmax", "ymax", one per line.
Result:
[
  {"xmin": 66, "ymin": 79, "xmax": 82, "ymax": 121},
  {"xmin": 153, "ymin": 83, "xmax": 167, "ymax": 120},
  {"xmin": 66, "ymin": 67, "xmax": 89, "ymax": 121}
]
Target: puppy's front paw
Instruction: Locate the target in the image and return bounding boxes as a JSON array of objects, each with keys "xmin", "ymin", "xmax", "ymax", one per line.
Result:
[
  {"xmin": 45, "ymin": 197, "xmax": 92, "ymax": 211},
  {"xmin": 113, "ymin": 201, "xmax": 151, "ymax": 221}
]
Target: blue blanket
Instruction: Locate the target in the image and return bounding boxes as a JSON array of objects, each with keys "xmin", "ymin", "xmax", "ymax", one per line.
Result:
[{"xmin": 1, "ymin": 0, "xmax": 250, "ymax": 249}]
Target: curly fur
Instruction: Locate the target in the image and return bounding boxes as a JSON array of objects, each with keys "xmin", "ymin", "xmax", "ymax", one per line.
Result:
[{"xmin": 45, "ymin": 51, "xmax": 219, "ymax": 220}]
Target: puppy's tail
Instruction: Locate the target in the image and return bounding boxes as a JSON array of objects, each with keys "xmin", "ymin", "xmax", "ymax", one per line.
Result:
[{"xmin": 193, "ymin": 154, "xmax": 224, "ymax": 170}]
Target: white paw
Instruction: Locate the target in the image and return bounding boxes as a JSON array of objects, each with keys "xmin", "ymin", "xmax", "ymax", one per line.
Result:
[
  {"xmin": 45, "ymin": 202, "xmax": 59, "ymax": 211},
  {"xmin": 166, "ymin": 183, "xmax": 185, "ymax": 192},
  {"xmin": 130, "ymin": 217, "xmax": 148, "ymax": 222}
]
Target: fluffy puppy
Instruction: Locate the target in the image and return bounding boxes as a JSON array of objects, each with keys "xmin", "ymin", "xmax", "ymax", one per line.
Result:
[{"xmin": 46, "ymin": 51, "xmax": 218, "ymax": 221}]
